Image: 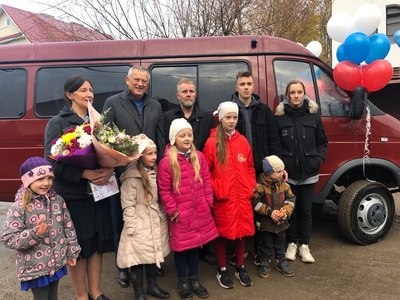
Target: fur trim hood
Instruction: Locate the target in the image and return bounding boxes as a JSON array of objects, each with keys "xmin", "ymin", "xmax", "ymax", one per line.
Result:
[{"xmin": 275, "ymin": 98, "xmax": 319, "ymax": 116}]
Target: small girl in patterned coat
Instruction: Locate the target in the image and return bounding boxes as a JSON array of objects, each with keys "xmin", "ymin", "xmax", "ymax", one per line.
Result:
[{"xmin": 1, "ymin": 156, "xmax": 81, "ymax": 300}]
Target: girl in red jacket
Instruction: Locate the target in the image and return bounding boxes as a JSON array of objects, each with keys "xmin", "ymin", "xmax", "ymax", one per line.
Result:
[
  {"xmin": 158, "ymin": 118, "xmax": 219, "ymax": 300},
  {"xmin": 203, "ymin": 102, "xmax": 256, "ymax": 289}
]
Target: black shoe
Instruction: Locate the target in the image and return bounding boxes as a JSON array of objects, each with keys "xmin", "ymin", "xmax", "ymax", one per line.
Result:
[
  {"xmin": 189, "ymin": 275, "xmax": 209, "ymax": 298},
  {"xmin": 258, "ymin": 260, "xmax": 271, "ymax": 278},
  {"xmin": 178, "ymin": 277, "xmax": 193, "ymax": 300},
  {"xmin": 229, "ymin": 248, "xmax": 249, "ymax": 266},
  {"xmin": 145, "ymin": 264, "xmax": 171, "ymax": 299},
  {"xmin": 216, "ymin": 267, "xmax": 234, "ymax": 289},
  {"xmin": 276, "ymin": 260, "xmax": 294, "ymax": 277},
  {"xmin": 234, "ymin": 265, "xmax": 253, "ymax": 287},
  {"xmin": 117, "ymin": 271, "xmax": 129, "ymax": 288},
  {"xmin": 88, "ymin": 294, "xmax": 111, "ymax": 300},
  {"xmin": 130, "ymin": 267, "xmax": 147, "ymax": 300},
  {"xmin": 147, "ymin": 286, "xmax": 171, "ymax": 299},
  {"xmin": 200, "ymin": 253, "xmax": 217, "ymax": 265},
  {"xmin": 253, "ymin": 251, "xmax": 261, "ymax": 266},
  {"xmin": 156, "ymin": 266, "xmax": 165, "ymax": 277}
]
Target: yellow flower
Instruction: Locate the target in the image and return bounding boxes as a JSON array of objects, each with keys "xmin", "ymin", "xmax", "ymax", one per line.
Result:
[{"xmin": 61, "ymin": 132, "xmax": 77, "ymax": 145}]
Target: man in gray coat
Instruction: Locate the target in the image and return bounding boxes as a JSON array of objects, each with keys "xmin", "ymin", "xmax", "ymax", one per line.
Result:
[{"xmin": 102, "ymin": 66, "xmax": 166, "ymax": 291}]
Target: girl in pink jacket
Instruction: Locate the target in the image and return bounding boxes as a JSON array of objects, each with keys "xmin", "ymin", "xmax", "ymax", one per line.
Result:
[{"xmin": 158, "ymin": 118, "xmax": 218, "ymax": 300}]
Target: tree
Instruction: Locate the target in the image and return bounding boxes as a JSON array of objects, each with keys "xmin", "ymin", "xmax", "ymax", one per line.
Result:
[{"xmin": 43, "ymin": 0, "xmax": 332, "ymax": 63}]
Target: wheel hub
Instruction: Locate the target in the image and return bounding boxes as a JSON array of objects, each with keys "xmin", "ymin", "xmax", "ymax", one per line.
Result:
[{"xmin": 357, "ymin": 194, "xmax": 387, "ymax": 233}]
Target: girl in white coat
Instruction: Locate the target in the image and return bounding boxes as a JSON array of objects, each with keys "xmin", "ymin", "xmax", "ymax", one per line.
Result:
[{"xmin": 117, "ymin": 137, "xmax": 170, "ymax": 300}]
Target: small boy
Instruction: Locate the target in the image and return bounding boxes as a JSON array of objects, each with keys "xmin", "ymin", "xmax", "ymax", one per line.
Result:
[{"xmin": 251, "ymin": 155, "xmax": 296, "ymax": 278}]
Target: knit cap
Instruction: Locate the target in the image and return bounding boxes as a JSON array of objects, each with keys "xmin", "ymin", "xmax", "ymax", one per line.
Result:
[
  {"xmin": 215, "ymin": 101, "xmax": 238, "ymax": 121},
  {"xmin": 143, "ymin": 137, "xmax": 157, "ymax": 152},
  {"xmin": 169, "ymin": 118, "xmax": 192, "ymax": 145},
  {"xmin": 20, "ymin": 157, "xmax": 54, "ymax": 188},
  {"xmin": 262, "ymin": 155, "xmax": 285, "ymax": 176}
]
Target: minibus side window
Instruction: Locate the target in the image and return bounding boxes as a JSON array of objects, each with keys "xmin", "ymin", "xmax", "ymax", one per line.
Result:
[
  {"xmin": 36, "ymin": 65, "xmax": 131, "ymax": 117},
  {"xmin": 273, "ymin": 60, "xmax": 350, "ymax": 117},
  {"xmin": 0, "ymin": 69, "xmax": 27, "ymax": 119},
  {"xmin": 150, "ymin": 62, "xmax": 249, "ymax": 112}
]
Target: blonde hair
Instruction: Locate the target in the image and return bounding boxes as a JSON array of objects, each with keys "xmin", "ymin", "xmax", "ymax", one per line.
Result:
[
  {"xmin": 21, "ymin": 188, "xmax": 33, "ymax": 211},
  {"xmin": 177, "ymin": 78, "xmax": 195, "ymax": 93},
  {"xmin": 216, "ymin": 123, "xmax": 228, "ymax": 167},
  {"xmin": 137, "ymin": 159, "xmax": 158, "ymax": 203},
  {"xmin": 168, "ymin": 144, "xmax": 202, "ymax": 193}
]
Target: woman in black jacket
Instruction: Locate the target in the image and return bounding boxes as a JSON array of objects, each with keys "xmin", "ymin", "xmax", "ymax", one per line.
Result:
[
  {"xmin": 44, "ymin": 75, "xmax": 114, "ymax": 300},
  {"xmin": 274, "ymin": 79, "xmax": 328, "ymax": 264}
]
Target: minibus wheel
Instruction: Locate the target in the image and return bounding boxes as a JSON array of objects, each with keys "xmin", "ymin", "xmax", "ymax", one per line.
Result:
[{"xmin": 337, "ymin": 180, "xmax": 395, "ymax": 245}]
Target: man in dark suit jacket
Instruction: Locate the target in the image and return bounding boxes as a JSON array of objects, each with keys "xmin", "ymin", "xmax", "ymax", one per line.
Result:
[
  {"xmin": 163, "ymin": 78, "xmax": 216, "ymax": 265},
  {"xmin": 102, "ymin": 66, "xmax": 166, "ymax": 290}
]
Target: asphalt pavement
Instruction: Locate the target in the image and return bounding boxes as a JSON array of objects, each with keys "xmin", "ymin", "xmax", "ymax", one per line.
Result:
[{"xmin": 1, "ymin": 199, "xmax": 400, "ymax": 300}]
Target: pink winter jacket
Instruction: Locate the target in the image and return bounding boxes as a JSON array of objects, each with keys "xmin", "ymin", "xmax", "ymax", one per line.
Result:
[{"xmin": 158, "ymin": 146, "xmax": 219, "ymax": 252}]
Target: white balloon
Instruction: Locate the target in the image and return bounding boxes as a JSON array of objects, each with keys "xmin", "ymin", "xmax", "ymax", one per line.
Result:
[
  {"xmin": 327, "ymin": 13, "xmax": 354, "ymax": 42},
  {"xmin": 306, "ymin": 41, "xmax": 322, "ymax": 57},
  {"xmin": 352, "ymin": 3, "xmax": 381, "ymax": 36},
  {"xmin": 297, "ymin": 42, "xmax": 304, "ymax": 47}
]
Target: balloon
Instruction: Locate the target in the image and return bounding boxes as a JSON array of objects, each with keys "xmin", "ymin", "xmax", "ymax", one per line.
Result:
[
  {"xmin": 394, "ymin": 30, "xmax": 400, "ymax": 47},
  {"xmin": 343, "ymin": 32, "xmax": 371, "ymax": 65},
  {"xmin": 361, "ymin": 60, "xmax": 393, "ymax": 92},
  {"xmin": 306, "ymin": 41, "xmax": 322, "ymax": 57},
  {"xmin": 327, "ymin": 13, "xmax": 354, "ymax": 43},
  {"xmin": 333, "ymin": 61, "xmax": 362, "ymax": 91},
  {"xmin": 352, "ymin": 3, "xmax": 381, "ymax": 36},
  {"xmin": 336, "ymin": 44, "xmax": 349, "ymax": 62},
  {"xmin": 365, "ymin": 33, "xmax": 391, "ymax": 64}
]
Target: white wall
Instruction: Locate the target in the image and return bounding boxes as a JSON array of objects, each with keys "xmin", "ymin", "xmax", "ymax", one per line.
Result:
[{"xmin": 332, "ymin": 0, "xmax": 400, "ymax": 68}]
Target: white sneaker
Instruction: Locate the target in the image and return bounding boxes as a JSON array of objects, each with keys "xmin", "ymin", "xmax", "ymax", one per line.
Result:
[
  {"xmin": 285, "ymin": 242, "xmax": 297, "ymax": 261},
  {"xmin": 299, "ymin": 244, "xmax": 315, "ymax": 263}
]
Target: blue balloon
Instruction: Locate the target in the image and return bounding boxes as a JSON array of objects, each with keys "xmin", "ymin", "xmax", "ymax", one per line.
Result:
[
  {"xmin": 394, "ymin": 30, "xmax": 400, "ymax": 47},
  {"xmin": 336, "ymin": 44, "xmax": 349, "ymax": 62},
  {"xmin": 343, "ymin": 32, "xmax": 371, "ymax": 65},
  {"xmin": 365, "ymin": 33, "xmax": 391, "ymax": 64}
]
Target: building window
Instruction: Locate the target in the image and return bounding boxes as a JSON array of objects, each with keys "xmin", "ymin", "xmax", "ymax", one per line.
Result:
[
  {"xmin": 6, "ymin": 18, "xmax": 11, "ymax": 26},
  {"xmin": 387, "ymin": 5, "xmax": 400, "ymax": 42}
]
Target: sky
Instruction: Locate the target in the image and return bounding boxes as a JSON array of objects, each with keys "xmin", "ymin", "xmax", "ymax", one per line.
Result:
[{"xmin": 0, "ymin": 0, "xmax": 52, "ymax": 13}]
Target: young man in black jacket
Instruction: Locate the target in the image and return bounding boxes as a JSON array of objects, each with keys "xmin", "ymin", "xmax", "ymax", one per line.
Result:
[{"xmin": 230, "ymin": 71, "xmax": 285, "ymax": 266}]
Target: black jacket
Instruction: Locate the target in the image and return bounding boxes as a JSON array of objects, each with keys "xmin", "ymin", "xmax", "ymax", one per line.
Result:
[
  {"xmin": 275, "ymin": 99, "xmax": 328, "ymax": 180},
  {"xmin": 163, "ymin": 105, "xmax": 214, "ymax": 151},
  {"xmin": 44, "ymin": 106, "xmax": 91, "ymax": 200},
  {"xmin": 231, "ymin": 92, "xmax": 282, "ymax": 175}
]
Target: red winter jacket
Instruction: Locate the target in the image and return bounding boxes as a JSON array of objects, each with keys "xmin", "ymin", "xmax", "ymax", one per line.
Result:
[
  {"xmin": 203, "ymin": 128, "xmax": 256, "ymax": 239},
  {"xmin": 158, "ymin": 146, "xmax": 218, "ymax": 252}
]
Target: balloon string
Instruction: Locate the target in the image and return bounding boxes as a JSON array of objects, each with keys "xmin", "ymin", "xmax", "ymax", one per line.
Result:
[{"xmin": 363, "ymin": 105, "xmax": 374, "ymax": 182}]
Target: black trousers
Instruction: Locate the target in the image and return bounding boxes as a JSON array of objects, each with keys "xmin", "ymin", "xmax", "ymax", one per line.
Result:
[
  {"xmin": 258, "ymin": 230, "xmax": 286, "ymax": 263},
  {"xmin": 286, "ymin": 183, "xmax": 315, "ymax": 245}
]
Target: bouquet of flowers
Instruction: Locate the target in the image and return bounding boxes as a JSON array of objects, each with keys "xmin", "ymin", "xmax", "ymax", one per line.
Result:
[
  {"xmin": 50, "ymin": 123, "xmax": 96, "ymax": 169},
  {"xmin": 88, "ymin": 102, "xmax": 148, "ymax": 167}
]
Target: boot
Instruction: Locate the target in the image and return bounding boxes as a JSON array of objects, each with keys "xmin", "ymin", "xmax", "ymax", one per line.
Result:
[
  {"xmin": 189, "ymin": 275, "xmax": 209, "ymax": 298},
  {"xmin": 130, "ymin": 266, "xmax": 147, "ymax": 300},
  {"xmin": 145, "ymin": 264, "xmax": 171, "ymax": 299},
  {"xmin": 178, "ymin": 277, "xmax": 193, "ymax": 300},
  {"xmin": 258, "ymin": 259, "xmax": 271, "ymax": 278}
]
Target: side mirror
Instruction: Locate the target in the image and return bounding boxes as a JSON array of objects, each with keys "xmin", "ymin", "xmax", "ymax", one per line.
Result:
[{"xmin": 350, "ymin": 86, "xmax": 367, "ymax": 120}]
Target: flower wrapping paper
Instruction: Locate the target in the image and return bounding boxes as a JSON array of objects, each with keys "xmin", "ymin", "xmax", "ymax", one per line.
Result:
[{"xmin": 88, "ymin": 101, "xmax": 148, "ymax": 167}]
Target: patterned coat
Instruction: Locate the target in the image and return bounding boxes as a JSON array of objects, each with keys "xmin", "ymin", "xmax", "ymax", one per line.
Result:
[
  {"xmin": 251, "ymin": 174, "xmax": 296, "ymax": 234},
  {"xmin": 203, "ymin": 128, "xmax": 256, "ymax": 239},
  {"xmin": 1, "ymin": 188, "xmax": 80, "ymax": 282},
  {"xmin": 158, "ymin": 147, "xmax": 218, "ymax": 252},
  {"xmin": 117, "ymin": 162, "xmax": 170, "ymax": 268}
]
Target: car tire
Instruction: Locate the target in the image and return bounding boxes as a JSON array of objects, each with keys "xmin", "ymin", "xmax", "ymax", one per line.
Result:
[{"xmin": 337, "ymin": 180, "xmax": 395, "ymax": 245}]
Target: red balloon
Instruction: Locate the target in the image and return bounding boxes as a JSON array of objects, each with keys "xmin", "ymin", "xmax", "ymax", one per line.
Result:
[
  {"xmin": 361, "ymin": 60, "xmax": 393, "ymax": 92},
  {"xmin": 333, "ymin": 61, "xmax": 362, "ymax": 91}
]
